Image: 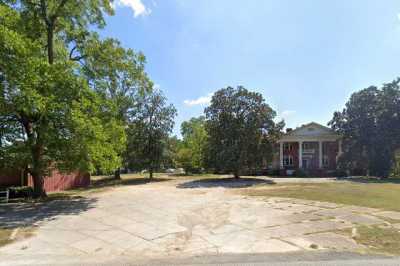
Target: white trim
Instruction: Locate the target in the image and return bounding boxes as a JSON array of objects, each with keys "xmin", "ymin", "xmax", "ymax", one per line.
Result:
[
  {"xmin": 299, "ymin": 141, "xmax": 303, "ymax": 168},
  {"xmin": 318, "ymin": 141, "xmax": 323, "ymax": 169},
  {"xmin": 283, "ymin": 154, "xmax": 294, "ymax": 167},
  {"xmin": 279, "ymin": 142, "xmax": 283, "ymax": 169}
]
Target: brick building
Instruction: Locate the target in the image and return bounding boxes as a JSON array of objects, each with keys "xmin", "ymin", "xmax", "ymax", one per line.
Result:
[
  {"xmin": 274, "ymin": 122, "xmax": 342, "ymax": 176},
  {"xmin": 0, "ymin": 168, "xmax": 90, "ymax": 192}
]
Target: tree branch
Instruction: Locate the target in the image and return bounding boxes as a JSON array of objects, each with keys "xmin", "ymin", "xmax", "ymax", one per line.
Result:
[
  {"xmin": 50, "ymin": 0, "xmax": 69, "ymax": 24},
  {"xmin": 39, "ymin": 0, "xmax": 50, "ymax": 26}
]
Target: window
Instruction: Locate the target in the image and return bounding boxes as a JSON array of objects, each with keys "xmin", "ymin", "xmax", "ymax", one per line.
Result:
[
  {"xmin": 323, "ymin": 155, "xmax": 329, "ymax": 167},
  {"xmin": 283, "ymin": 155, "xmax": 294, "ymax": 166},
  {"xmin": 284, "ymin": 143, "xmax": 294, "ymax": 151},
  {"xmin": 303, "ymin": 143, "xmax": 312, "ymax": 150}
]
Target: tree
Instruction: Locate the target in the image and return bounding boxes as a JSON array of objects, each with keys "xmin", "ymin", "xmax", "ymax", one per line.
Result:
[
  {"xmin": 204, "ymin": 86, "xmax": 283, "ymax": 178},
  {"xmin": 0, "ymin": 1, "xmax": 147, "ymax": 196},
  {"xmin": 81, "ymin": 35, "xmax": 152, "ymax": 179},
  {"xmin": 125, "ymin": 89, "xmax": 177, "ymax": 179},
  {"xmin": 163, "ymin": 135, "xmax": 180, "ymax": 169},
  {"xmin": 176, "ymin": 116, "xmax": 208, "ymax": 174},
  {"xmin": 329, "ymin": 79, "xmax": 400, "ymax": 177}
]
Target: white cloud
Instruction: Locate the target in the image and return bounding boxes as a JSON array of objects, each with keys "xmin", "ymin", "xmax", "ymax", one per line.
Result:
[
  {"xmin": 184, "ymin": 93, "xmax": 213, "ymax": 106},
  {"xmin": 279, "ymin": 110, "xmax": 296, "ymax": 119},
  {"xmin": 114, "ymin": 0, "xmax": 151, "ymax": 17}
]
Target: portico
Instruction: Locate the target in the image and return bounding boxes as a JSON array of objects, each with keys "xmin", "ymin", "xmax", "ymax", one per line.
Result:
[{"xmin": 276, "ymin": 122, "xmax": 342, "ymax": 175}]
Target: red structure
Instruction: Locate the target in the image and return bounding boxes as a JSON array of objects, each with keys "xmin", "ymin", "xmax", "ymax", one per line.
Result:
[
  {"xmin": 275, "ymin": 122, "xmax": 342, "ymax": 176},
  {"xmin": 0, "ymin": 168, "xmax": 90, "ymax": 192},
  {"xmin": 0, "ymin": 168, "xmax": 23, "ymax": 187}
]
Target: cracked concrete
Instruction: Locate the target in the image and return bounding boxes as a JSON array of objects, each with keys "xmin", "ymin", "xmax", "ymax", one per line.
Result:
[{"xmin": 1, "ymin": 177, "xmax": 399, "ymax": 262}]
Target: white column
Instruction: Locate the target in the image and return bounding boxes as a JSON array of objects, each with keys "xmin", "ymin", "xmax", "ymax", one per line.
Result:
[
  {"xmin": 298, "ymin": 141, "xmax": 303, "ymax": 168},
  {"xmin": 319, "ymin": 141, "xmax": 323, "ymax": 168},
  {"xmin": 336, "ymin": 139, "xmax": 343, "ymax": 163},
  {"xmin": 279, "ymin": 142, "xmax": 284, "ymax": 169}
]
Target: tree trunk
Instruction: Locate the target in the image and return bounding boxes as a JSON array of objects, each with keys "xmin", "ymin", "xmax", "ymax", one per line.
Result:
[
  {"xmin": 149, "ymin": 168, "xmax": 153, "ymax": 180},
  {"xmin": 21, "ymin": 119, "xmax": 47, "ymax": 198},
  {"xmin": 114, "ymin": 168, "xmax": 121, "ymax": 179},
  {"xmin": 31, "ymin": 171, "xmax": 46, "ymax": 198},
  {"xmin": 47, "ymin": 27, "xmax": 54, "ymax": 64},
  {"xmin": 234, "ymin": 171, "xmax": 240, "ymax": 179},
  {"xmin": 31, "ymin": 143, "xmax": 47, "ymax": 198}
]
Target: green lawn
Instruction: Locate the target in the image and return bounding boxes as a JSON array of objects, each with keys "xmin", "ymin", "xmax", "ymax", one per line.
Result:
[
  {"xmin": 242, "ymin": 179, "xmax": 400, "ymax": 212},
  {"xmin": 0, "ymin": 227, "xmax": 33, "ymax": 248},
  {"xmin": 241, "ymin": 178, "xmax": 400, "ymax": 255},
  {"xmin": 47, "ymin": 172, "xmax": 221, "ymax": 197},
  {"xmin": 340, "ymin": 225, "xmax": 400, "ymax": 256},
  {"xmin": 0, "ymin": 229, "xmax": 13, "ymax": 247}
]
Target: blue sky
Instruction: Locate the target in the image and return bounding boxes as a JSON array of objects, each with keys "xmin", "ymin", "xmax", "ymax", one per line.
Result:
[{"xmin": 102, "ymin": 0, "xmax": 400, "ymax": 136}]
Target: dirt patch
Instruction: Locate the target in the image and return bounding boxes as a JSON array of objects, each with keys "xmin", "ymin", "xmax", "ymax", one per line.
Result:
[
  {"xmin": 338, "ymin": 225, "xmax": 400, "ymax": 255},
  {"xmin": 0, "ymin": 227, "xmax": 34, "ymax": 247}
]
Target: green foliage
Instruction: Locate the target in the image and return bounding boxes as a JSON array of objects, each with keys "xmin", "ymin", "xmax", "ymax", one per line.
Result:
[
  {"xmin": 390, "ymin": 150, "xmax": 400, "ymax": 178},
  {"xmin": 295, "ymin": 169, "xmax": 307, "ymax": 177},
  {"xmin": 204, "ymin": 86, "xmax": 284, "ymax": 178},
  {"xmin": 125, "ymin": 89, "xmax": 177, "ymax": 178},
  {"xmin": 163, "ymin": 136, "xmax": 180, "ymax": 169},
  {"xmin": 176, "ymin": 116, "xmax": 208, "ymax": 174},
  {"xmin": 0, "ymin": 1, "xmax": 150, "ymax": 196},
  {"xmin": 330, "ymin": 79, "xmax": 400, "ymax": 177}
]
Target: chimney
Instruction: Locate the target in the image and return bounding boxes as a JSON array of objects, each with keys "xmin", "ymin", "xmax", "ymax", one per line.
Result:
[{"xmin": 286, "ymin": 128, "xmax": 293, "ymax": 133}]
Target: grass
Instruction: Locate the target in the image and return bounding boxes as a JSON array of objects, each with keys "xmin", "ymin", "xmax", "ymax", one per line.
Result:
[
  {"xmin": 241, "ymin": 179, "xmax": 400, "ymax": 211},
  {"xmin": 0, "ymin": 228, "xmax": 13, "ymax": 247},
  {"xmin": 341, "ymin": 225, "xmax": 400, "ymax": 256},
  {"xmin": 47, "ymin": 173, "xmax": 222, "ymax": 197},
  {"xmin": 47, "ymin": 173, "xmax": 172, "ymax": 197},
  {"xmin": 0, "ymin": 227, "xmax": 34, "ymax": 247},
  {"xmin": 10, "ymin": 172, "xmax": 223, "ymax": 202}
]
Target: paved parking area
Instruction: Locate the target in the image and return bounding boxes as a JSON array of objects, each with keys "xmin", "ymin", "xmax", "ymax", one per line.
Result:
[{"xmin": 0, "ymin": 178, "xmax": 398, "ymax": 263}]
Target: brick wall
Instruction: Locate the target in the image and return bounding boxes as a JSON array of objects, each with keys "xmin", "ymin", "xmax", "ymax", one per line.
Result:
[
  {"xmin": 1, "ymin": 168, "xmax": 90, "ymax": 192},
  {"xmin": 283, "ymin": 142, "xmax": 299, "ymax": 169},
  {"xmin": 0, "ymin": 169, "xmax": 23, "ymax": 187},
  {"xmin": 27, "ymin": 169, "xmax": 90, "ymax": 192}
]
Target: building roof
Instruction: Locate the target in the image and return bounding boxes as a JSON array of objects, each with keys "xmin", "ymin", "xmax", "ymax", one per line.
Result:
[{"xmin": 279, "ymin": 122, "xmax": 340, "ymax": 142}]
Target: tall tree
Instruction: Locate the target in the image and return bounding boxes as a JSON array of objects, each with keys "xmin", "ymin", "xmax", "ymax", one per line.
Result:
[
  {"xmin": 329, "ymin": 79, "xmax": 400, "ymax": 177},
  {"xmin": 0, "ymin": 1, "xmax": 148, "ymax": 196},
  {"xmin": 205, "ymin": 86, "xmax": 283, "ymax": 178},
  {"xmin": 125, "ymin": 89, "xmax": 177, "ymax": 179},
  {"xmin": 81, "ymin": 35, "xmax": 152, "ymax": 178},
  {"xmin": 176, "ymin": 116, "xmax": 208, "ymax": 174}
]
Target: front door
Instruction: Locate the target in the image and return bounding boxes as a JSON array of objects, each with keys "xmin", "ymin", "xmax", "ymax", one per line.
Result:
[{"xmin": 302, "ymin": 159, "xmax": 308, "ymax": 169}]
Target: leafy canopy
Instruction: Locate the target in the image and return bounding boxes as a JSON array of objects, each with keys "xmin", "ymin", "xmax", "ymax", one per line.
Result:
[
  {"xmin": 204, "ymin": 86, "xmax": 284, "ymax": 177},
  {"xmin": 125, "ymin": 89, "xmax": 177, "ymax": 178},
  {"xmin": 176, "ymin": 116, "xmax": 208, "ymax": 173},
  {"xmin": 0, "ymin": 1, "xmax": 151, "ymax": 195},
  {"xmin": 329, "ymin": 79, "xmax": 400, "ymax": 177}
]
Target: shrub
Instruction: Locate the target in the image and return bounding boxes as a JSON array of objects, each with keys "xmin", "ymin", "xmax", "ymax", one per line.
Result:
[
  {"xmin": 8, "ymin": 186, "xmax": 34, "ymax": 199},
  {"xmin": 333, "ymin": 170, "xmax": 348, "ymax": 178},
  {"xmin": 295, "ymin": 169, "xmax": 307, "ymax": 177}
]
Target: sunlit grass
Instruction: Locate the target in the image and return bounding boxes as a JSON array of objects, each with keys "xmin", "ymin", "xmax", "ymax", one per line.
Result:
[
  {"xmin": 241, "ymin": 180, "xmax": 400, "ymax": 211},
  {"xmin": 341, "ymin": 226, "xmax": 400, "ymax": 255}
]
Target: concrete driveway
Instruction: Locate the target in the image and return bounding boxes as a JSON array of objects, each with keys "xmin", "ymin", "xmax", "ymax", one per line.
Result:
[{"xmin": 0, "ymin": 177, "xmax": 399, "ymax": 265}]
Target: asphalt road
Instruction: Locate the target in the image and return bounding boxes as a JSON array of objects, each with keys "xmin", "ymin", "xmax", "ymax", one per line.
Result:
[{"xmin": 2, "ymin": 251, "xmax": 400, "ymax": 266}]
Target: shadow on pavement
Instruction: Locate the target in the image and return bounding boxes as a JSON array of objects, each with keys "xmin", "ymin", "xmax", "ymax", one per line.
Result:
[
  {"xmin": 176, "ymin": 177, "xmax": 276, "ymax": 189},
  {"xmin": 0, "ymin": 196, "xmax": 97, "ymax": 229},
  {"xmin": 89, "ymin": 177, "xmax": 172, "ymax": 190}
]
